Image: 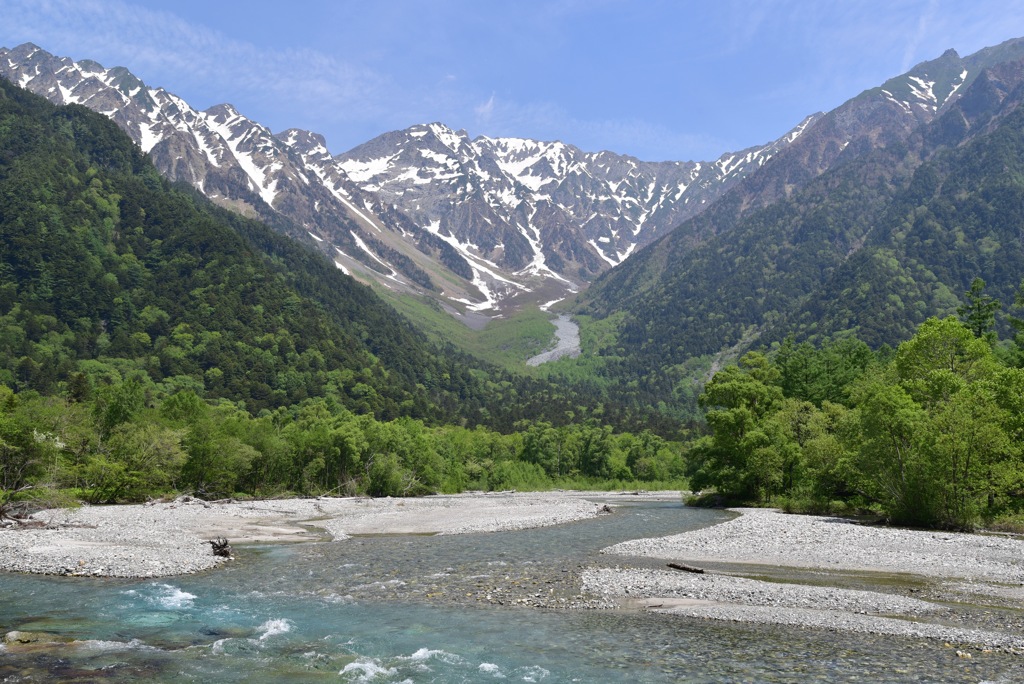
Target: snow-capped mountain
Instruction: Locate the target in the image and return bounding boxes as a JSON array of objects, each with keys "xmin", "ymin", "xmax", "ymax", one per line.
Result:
[
  {"xmin": 336, "ymin": 117, "xmax": 820, "ymax": 288},
  {"xmin": 0, "ymin": 43, "xmax": 451, "ymax": 302},
  {"xmin": 0, "ymin": 42, "xmax": 823, "ymax": 314},
  {"xmin": 5, "ymin": 40, "xmax": 1019, "ymax": 317}
]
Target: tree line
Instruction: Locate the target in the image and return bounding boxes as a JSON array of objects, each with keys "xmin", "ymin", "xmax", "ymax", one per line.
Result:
[
  {"xmin": 0, "ymin": 379, "xmax": 685, "ymax": 512},
  {"xmin": 689, "ymin": 280, "xmax": 1024, "ymax": 529}
]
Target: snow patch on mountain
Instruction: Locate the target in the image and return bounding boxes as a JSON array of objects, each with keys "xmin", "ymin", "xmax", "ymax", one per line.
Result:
[
  {"xmin": 4, "ymin": 41, "xmax": 934, "ymax": 313},
  {"xmin": 201, "ymin": 106, "xmax": 278, "ymax": 206},
  {"xmin": 339, "ymin": 155, "xmax": 395, "ymax": 183}
]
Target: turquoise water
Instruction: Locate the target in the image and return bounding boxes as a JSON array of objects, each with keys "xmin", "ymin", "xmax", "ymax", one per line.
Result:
[{"xmin": 1, "ymin": 502, "xmax": 1021, "ymax": 682}]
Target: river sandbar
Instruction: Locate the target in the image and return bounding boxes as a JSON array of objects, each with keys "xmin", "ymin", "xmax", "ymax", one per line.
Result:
[
  {"xmin": 587, "ymin": 507, "xmax": 1024, "ymax": 651},
  {"xmin": 0, "ymin": 491, "xmax": 620, "ymax": 578}
]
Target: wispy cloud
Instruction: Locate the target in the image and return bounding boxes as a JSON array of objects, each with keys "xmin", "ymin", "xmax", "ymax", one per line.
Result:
[
  {"xmin": 901, "ymin": 0, "xmax": 939, "ymax": 71},
  {"xmin": 6, "ymin": 0, "xmax": 1024, "ymax": 162},
  {"xmin": 3, "ymin": 0, "xmax": 390, "ymax": 140},
  {"xmin": 474, "ymin": 93, "xmax": 497, "ymax": 121}
]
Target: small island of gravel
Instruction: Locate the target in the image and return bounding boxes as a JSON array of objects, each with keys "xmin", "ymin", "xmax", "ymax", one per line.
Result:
[{"xmin": 585, "ymin": 507, "xmax": 1024, "ymax": 652}]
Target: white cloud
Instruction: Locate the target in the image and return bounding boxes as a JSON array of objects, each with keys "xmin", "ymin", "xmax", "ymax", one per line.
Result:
[
  {"xmin": 7, "ymin": 0, "xmax": 1024, "ymax": 162},
  {"xmin": 2, "ymin": 0, "xmax": 389, "ymax": 143},
  {"xmin": 474, "ymin": 93, "xmax": 496, "ymax": 121}
]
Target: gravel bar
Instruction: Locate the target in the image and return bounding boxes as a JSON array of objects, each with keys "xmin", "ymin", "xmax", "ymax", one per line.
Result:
[
  {"xmin": 588, "ymin": 507, "xmax": 1024, "ymax": 651},
  {"xmin": 0, "ymin": 491, "xmax": 606, "ymax": 578},
  {"xmin": 605, "ymin": 507, "xmax": 1024, "ymax": 582}
]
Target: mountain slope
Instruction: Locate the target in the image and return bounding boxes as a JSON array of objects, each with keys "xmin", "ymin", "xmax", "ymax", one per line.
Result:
[
  {"xmin": 1, "ymin": 78, "xmax": 686, "ymax": 434},
  {"xmin": 335, "ymin": 118, "xmax": 819, "ymax": 301},
  {"xmin": 0, "ymin": 42, "xmax": 817, "ymax": 315},
  {"xmin": 0, "ymin": 78, "xmax": 529, "ymax": 426},
  {"xmin": 576, "ymin": 44, "xmax": 1024, "ymax": 369}
]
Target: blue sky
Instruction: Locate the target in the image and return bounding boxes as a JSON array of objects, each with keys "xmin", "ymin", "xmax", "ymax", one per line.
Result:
[{"xmin": 5, "ymin": 0, "xmax": 1024, "ymax": 161}]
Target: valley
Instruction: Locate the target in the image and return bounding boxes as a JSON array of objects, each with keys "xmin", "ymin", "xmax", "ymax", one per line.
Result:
[{"xmin": 4, "ymin": 17, "xmax": 1024, "ymax": 681}]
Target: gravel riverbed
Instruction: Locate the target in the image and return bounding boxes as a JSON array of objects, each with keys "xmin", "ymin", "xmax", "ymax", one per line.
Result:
[
  {"xmin": 5, "ymin": 496, "xmax": 1024, "ymax": 652},
  {"xmin": 586, "ymin": 507, "xmax": 1024, "ymax": 652},
  {"xmin": 605, "ymin": 507, "xmax": 1024, "ymax": 582},
  {"xmin": 0, "ymin": 491, "xmax": 605, "ymax": 578}
]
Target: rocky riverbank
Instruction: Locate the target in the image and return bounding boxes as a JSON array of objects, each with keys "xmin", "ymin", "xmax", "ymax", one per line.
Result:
[
  {"xmin": 6, "ymin": 495, "xmax": 1024, "ymax": 653},
  {"xmin": 0, "ymin": 491, "xmax": 608, "ymax": 578},
  {"xmin": 583, "ymin": 507, "xmax": 1024, "ymax": 652}
]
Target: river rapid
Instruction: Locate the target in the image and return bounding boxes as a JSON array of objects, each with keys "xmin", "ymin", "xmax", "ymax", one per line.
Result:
[{"xmin": 1, "ymin": 500, "xmax": 1020, "ymax": 682}]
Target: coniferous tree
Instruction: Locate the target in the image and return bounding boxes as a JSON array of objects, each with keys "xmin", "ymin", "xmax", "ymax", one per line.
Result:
[{"xmin": 957, "ymin": 277, "xmax": 1001, "ymax": 340}]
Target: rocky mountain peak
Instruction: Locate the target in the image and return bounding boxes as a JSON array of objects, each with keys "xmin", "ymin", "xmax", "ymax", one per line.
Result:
[
  {"xmin": 278, "ymin": 128, "xmax": 330, "ymax": 156},
  {"xmin": 9, "ymin": 39, "xmax": 1012, "ymax": 317}
]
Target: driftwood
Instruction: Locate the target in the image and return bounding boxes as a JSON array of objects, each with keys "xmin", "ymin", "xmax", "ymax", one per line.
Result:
[
  {"xmin": 207, "ymin": 537, "xmax": 233, "ymax": 558},
  {"xmin": 667, "ymin": 562, "xmax": 704, "ymax": 574}
]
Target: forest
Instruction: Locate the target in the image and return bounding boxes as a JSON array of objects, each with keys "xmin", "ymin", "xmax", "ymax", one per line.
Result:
[
  {"xmin": 690, "ymin": 284, "xmax": 1024, "ymax": 530},
  {"xmin": 0, "ymin": 72, "xmax": 686, "ymax": 515},
  {"xmin": 576, "ymin": 58, "xmax": 1024, "ymax": 417}
]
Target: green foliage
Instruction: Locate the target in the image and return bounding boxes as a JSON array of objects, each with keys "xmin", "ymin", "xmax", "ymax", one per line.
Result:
[
  {"xmin": 82, "ymin": 422, "xmax": 185, "ymax": 503},
  {"xmin": 487, "ymin": 460, "xmax": 552, "ymax": 491},
  {"xmin": 0, "ymin": 76, "xmax": 669, "ymax": 440},
  {"xmin": 957, "ymin": 277, "xmax": 1001, "ymax": 340},
  {"xmin": 575, "ymin": 69, "xmax": 1024, "ymax": 426},
  {"xmin": 694, "ymin": 316, "xmax": 1024, "ymax": 529}
]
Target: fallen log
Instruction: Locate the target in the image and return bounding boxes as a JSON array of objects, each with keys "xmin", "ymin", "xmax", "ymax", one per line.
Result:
[{"xmin": 667, "ymin": 562, "xmax": 704, "ymax": 574}]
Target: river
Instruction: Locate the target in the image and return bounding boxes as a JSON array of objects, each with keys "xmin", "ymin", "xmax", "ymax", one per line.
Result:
[
  {"xmin": 526, "ymin": 315, "xmax": 580, "ymax": 366},
  {"xmin": 0, "ymin": 501, "xmax": 1018, "ymax": 682}
]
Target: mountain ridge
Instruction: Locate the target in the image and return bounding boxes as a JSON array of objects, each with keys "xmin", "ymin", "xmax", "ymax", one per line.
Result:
[
  {"xmin": 5, "ymin": 38, "xmax": 1024, "ymax": 337},
  {"xmin": 0, "ymin": 42, "xmax": 818, "ymax": 315},
  {"xmin": 577, "ymin": 43, "xmax": 1024, "ymax": 373}
]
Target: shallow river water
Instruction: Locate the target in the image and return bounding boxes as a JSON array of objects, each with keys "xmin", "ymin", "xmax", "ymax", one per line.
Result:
[{"xmin": 1, "ymin": 501, "xmax": 1021, "ymax": 682}]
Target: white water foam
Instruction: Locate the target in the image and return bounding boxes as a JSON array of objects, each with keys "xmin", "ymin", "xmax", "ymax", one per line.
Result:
[
  {"xmin": 516, "ymin": 665, "xmax": 551, "ymax": 682},
  {"xmin": 75, "ymin": 638, "xmax": 158, "ymax": 652},
  {"xmin": 146, "ymin": 583, "xmax": 196, "ymax": 609},
  {"xmin": 207, "ymin": 618, "xmax": 292, "ymax": 656},
  {"xmin": 402, "ymin": 647, "xmax": 466, "ymax": 669},
  {"xmin": 479, "ymin": 662, "xmax": 506, "ymax": 678},
  {"xmin": 257, "ymin": 618, "xmax": 293, "ymax": 641},
  {"xmin": 340, "ymin": 659, "xmax": 399, "ymax": 681},
  {"xmin": 210, "ymin": 638, "xmax": 231, "ymax": 655}
]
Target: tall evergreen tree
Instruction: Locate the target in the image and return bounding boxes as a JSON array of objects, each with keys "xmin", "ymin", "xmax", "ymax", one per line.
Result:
[{"xmin": 957, "ymin": 277, "xmax": 1001, "ymax": 340}]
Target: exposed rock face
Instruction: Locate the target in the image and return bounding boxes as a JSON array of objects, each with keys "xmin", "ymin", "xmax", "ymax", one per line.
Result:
[
  {"xmin": 335, "ymin": 118, "xmax": 819, "ymax": 287},
  {"xmin": 6, "ymin": 40, "xmax": 1020, "ymax": 314},
  {"xmin": 0, "ymin": 42, "xmax": 815, "ymax": 313}
]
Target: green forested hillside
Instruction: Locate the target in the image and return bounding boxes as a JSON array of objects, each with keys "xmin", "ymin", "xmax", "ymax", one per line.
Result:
[
  {"xmin": 577, "ymin": 59, "xmax": 1024, "ymax": 373},
  {"xmin": 0, "ymin": 79, "xmax": 692, "ymax": 505},
  {"xmin": 787, "ymin": 93, "xmax": 1024, "ymax": 347},
  {"xmin": 0, "ymin": 79, "xmax": 444, "ymax": 418},
  {"xmin": 0, "ymin": 78, "xmax": 626, "ymax": 431},
  {"xmin": 690, "ymin": 316, "xmax": 1024, "ymax": 530}
]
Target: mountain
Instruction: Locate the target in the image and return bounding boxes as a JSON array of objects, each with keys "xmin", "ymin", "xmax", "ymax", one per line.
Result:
[
  {"xmin": 576, "ymin": 38, "xmax": 1024, "ymax": 370},
  {"xmin": 0, "ymin": 76, "xmax": 625, "ymax": 431},
  {"xmin": 593, "ymin": 42, "xmax": 1024, "ymax": 277},
  {"xmin": 0, "ymin": 43, "xmax": 815, "ymax": 316},
  {"xmin": 334, "ymin": 118, "xmax": 819, "ymax": 307}
]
